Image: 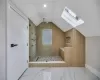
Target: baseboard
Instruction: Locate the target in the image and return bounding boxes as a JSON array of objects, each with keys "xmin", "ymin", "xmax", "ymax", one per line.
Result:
[{"xmin": 85, "ymin": 64, "xmax": 100, "ymax": 78}]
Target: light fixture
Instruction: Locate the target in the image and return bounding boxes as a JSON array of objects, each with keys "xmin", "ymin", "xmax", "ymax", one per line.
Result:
[
  {"xmin": 43, "ymin": 4, "xmax": 47, "ymax": 8},
  {"xmin": 61, "ymin": 7, "xmax": 84, "ymax": 27}
]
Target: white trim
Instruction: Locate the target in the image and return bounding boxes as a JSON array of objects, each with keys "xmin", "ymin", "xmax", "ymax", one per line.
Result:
[{"xmin": 85, "ymin": 64, "xmax": 100, "ymax": 78}]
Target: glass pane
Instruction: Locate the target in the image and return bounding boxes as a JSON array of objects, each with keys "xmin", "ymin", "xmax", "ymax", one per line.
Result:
[{"xmin": 42, "ymin": 29, "xmax": 52, "ymax": 45}]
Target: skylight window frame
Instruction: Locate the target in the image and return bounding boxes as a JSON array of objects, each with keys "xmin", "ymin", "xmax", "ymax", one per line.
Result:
[{"xmin": 61, "ymin": 7, "xmax": 84, "ymax": 27}]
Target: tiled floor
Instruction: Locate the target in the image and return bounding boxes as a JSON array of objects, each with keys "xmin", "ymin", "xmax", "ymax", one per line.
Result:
[
  {"xmin": 33, "ymin": 56, "xmax": 63, "ymax": 62},
  {"xmin": 19, "ymin": 67, "xmax": 100, "ymax": 80}
]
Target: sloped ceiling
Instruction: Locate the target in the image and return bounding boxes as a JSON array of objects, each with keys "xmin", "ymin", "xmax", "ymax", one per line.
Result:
[{"xmin": 11, "ymin": 0, "xmax": 100, "ymax": 37}]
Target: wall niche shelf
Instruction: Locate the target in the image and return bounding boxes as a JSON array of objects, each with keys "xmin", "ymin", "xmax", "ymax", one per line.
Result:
[
  {"xmin": 66, "ymin": 37, "xmax": 71, "ymax": 47},
  {"xmin": 66, "ymin": 37, "xmax": 71, "ymax": 43}
]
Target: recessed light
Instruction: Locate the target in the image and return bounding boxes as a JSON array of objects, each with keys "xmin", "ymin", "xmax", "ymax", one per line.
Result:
[{"xmin": 43, "ymin": 4, "xmax": 47, "ymax": 8}]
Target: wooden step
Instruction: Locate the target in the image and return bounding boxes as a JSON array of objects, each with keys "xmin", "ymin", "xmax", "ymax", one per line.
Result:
[{"xmin": 29, "ymin": 61, "xmax": 68, "ymax": 67}]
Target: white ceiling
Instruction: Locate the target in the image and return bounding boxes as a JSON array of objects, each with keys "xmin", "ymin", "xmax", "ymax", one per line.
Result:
[{"xmin": 11, "ymin": 0, "xmax": 100, "ymax": 37}]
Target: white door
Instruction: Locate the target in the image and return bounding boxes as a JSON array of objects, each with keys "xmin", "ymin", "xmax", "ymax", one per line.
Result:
[{"xmin": 7, "ymin": 6, "xmax": 29, "ymax": 80}]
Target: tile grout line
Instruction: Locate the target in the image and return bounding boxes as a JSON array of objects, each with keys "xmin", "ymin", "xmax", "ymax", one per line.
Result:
[
  {"xmin": 73, "ymin": 71, "xmax": 76, "ymax": 80},
  {"xmin": 18, "ymin": 68, "xmax": 28, "ymax": 80}
]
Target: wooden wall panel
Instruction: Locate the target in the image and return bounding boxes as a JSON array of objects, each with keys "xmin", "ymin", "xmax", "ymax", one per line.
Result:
[
  {"xmin": 65, "ymin": 29, "xmax": 73, "ymax": 47},
  {"xmin": 29, "ymin": 62, "xmax": 67, "ymax": 67},
  {"xmin": 65, "ymin": 28, "xmax": 85, "ymax": 67},
  {"xmin": 74, "ymin": 29, "xmax": 85, "ymax": 66},
  {"xmin": 36, "ymin": 22, "xmax": 65, "ymax": 56},
  {"xmin": 64, "ymin": 47, "xmax": 73, "ymax": 66}
]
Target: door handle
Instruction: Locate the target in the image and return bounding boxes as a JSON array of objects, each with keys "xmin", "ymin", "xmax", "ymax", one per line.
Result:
[{"xmin": 11, "ymin": 44, "xmax": 18, "ymax": 47}]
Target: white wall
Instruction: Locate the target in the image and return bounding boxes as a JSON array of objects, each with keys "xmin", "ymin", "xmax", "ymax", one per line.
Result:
[
  {"xmin": 0, "ymin": 0, "xmax": 7, "ymax": 80},
  {"xmin": 86, "ymin": 36, "xmax": 100, "ymax": 72}
]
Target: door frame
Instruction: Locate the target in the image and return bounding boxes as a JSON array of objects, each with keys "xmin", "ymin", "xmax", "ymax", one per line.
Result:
[{"xmin": 7, "ymin": 1, "xmax": 29, "ymax": 80}]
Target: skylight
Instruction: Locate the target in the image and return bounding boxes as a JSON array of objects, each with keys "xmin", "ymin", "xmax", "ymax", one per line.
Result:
[{"xmin": 61, "ymin": 7, "xmax": 84, "ymax": 27}]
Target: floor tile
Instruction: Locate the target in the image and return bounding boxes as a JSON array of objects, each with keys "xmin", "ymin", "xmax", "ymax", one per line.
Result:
[{"xmin": 19, "ymin": 67, "xmax": 100, "ymax": 80}]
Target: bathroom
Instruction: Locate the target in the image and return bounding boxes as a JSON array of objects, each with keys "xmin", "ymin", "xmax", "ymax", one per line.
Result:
[{"xmin": 29, "ymin": 20, "xmax": 85, "ymax": 67}]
